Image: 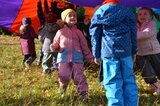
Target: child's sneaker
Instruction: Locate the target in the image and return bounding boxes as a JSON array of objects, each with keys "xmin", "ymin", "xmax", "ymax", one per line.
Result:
[
  {"xmin": 79, "ymin": 92, "xmax": 88, "ymax": 104},
  {"xmin": 24, "ymin": 62, "xmax": 30, "ymax": 69},
  {"xmin": 153, "ymin": 88, "xmax": 160, "ymax": 95},
  {"xmin": 151, "ymin": 82, "xmax": 160, "ymax": 95},
  {"xmin": 53, "ymin": 63, "xmax": 58, "ymax": 70},
  {"xmin": 51, "ymin": 66, "xmax": 57, "ymax": 72},
  {"xmin": 43, "ymin": 69, "xmax": 52, "ymax": 74},
  {"xmin": 59, "ymin": 87, "xmax": 66, "ymax": 98},
  {"xmin": 37, "ymin": 61, "xmax": 42, "ymax": 66},
  {"xmin": 153, "ymin": 91, "xmax": 160, "ymax": 95}
]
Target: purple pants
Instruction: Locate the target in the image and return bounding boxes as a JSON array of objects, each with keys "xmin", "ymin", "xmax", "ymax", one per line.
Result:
[{"xmin": 58, "ymin": 62, "xmax": 88, "ymax": 94}]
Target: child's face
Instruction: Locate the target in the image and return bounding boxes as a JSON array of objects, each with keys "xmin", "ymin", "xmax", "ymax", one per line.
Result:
[
  {"xmin": 65, "ymin": 12, "xmax": 77, "ymax": 26},
  {"xmin": 84, "ymin": 15, "xmax": 90, "ymax": 22},
  {"xmin": 138, "ymin": 9, "xmax": 152, "ymax": 24}
]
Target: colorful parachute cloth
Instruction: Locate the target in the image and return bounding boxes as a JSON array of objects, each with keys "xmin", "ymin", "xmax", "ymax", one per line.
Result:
[
  {"xmin": 0, "ymin": 0, "xmax": 41, "ymax": 34},
  {"xmin": 68, "ymin": 0, "xmax": 160, "ymax": 8},
  {"xmin": 0, "ymin": 0, "xmax": 160, "ymax": 34}
]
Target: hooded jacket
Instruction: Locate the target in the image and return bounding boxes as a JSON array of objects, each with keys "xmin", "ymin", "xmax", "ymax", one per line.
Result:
[
  {"xmin": 90, "ymin": 4, "xmax": 137, "ymax": 58},
  {"xmin": 53, "ymin": 25, "xmax": 93, "ymax": 63}
]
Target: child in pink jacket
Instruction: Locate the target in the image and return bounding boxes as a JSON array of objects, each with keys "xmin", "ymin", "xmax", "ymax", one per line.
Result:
[
  {"xmin": 136, "ymin": 7, "xmax": 160, "ymax": 95},
  {"xmin": 50, "ymin": 9, "xmax": 93, "ymax": 101}
]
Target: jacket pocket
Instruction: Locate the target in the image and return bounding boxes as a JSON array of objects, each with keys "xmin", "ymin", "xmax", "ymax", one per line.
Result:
[
  {"xmin": 57, "ymin": 48, "xmax": 67, "ymax": 62},
  {"xmin": 73, "ymin": 48, "xmax": 83, "ymax": 62}
]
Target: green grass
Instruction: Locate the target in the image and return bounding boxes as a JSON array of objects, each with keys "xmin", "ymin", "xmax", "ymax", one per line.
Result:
[{"xmin": 0, "ymin": 35, "xmax": 160, "ymax": 106}]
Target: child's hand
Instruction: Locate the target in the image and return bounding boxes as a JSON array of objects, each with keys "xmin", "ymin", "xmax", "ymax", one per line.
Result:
[
  {"xmin": 50, "ymin": 44, "xmax": 56, "ymax": 52},
  {"xmin": 133, "ymin": 55, "xmax": 136, "ymax": 63},
  {"xmin": 19, "ymin": 25, "xmax": 26, "ymax": 34},
  {"xmin": 56, "ymin": 19, "xmax": 64, "ymax": 27},
  {"xmin": 94, "ymin": 58, "xmax": 101, "ymax": 65},
  {"xmin": 90, "ymin": 58, "xmax": 94, "ymax": 64}
]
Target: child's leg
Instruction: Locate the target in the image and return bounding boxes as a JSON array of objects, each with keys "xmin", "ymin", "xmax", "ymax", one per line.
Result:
[
  {"xmin": 37, "ymin": 47, "xmax": 43, "ymax": 66},
  {"xmin": 58, "ymin": 62, "xmax": 72, "ymax": 91},
  {"xmin": 102, "ymin": 57, "xmax": 124, "ymax": 106},
  {"xmin": 52, "ymin": 52, "xmax": 58, "ymax": 70},
  {"xmin": 42, "ymin": 52, "xmax": 53, "ymax": 74},
  {"xmin": 137, "ymin": 55, "xmax": 160, "ymax": 95},
  {"xmin": 121, "ymin": 56, "xmax": 138, "ymax": 106},
  {"xmin": 150, "ymin": 81, "xmax": 160, "ymax": 95},
  {"xmin": 72, "ymin": 63, "xmax": 88, "ymax": 95},
  {"xmin": 149, "ymin": 53, "xmax": 160, "ymax": 79},
  {"xmin": 136, "ymin": 55, "xmax": 158, "ymax": 84},
  {"xmin": 23, "ymin": 55, "xmax": 29, "ymax": 65},
  {"xmin": 29, "ymin": 53, "xmax": 36, "ymax": 65},
  {"xmin": 24, "ymin": 54, "xmax": 32, "ymax": 69},
  {"xmin": 25, "ymin": 53, "xmax": 36, "ymax": 66}
]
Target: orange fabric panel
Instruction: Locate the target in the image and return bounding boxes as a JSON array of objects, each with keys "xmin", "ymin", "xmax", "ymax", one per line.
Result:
[
  {"xmin": 84, "ymin": 7, "xmax": 94, "ymax": 19},
  {"xmin": 10, "ymin": 0, "xmax": 40, "ymax": 34},
  {"xmin": 9, "ymin": 0, "xmax": 94, "ymax": 34}
]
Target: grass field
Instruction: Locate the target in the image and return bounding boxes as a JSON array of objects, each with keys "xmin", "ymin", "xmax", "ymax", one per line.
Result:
[{"xmin": 0, "ymin": 35, "xmax": 160, "ymax": 106}]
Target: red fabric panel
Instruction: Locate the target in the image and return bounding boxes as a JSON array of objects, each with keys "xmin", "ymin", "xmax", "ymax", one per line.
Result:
[{"xmin": 10, "ymin": 0, "xmax": 40, "ymax": 34}]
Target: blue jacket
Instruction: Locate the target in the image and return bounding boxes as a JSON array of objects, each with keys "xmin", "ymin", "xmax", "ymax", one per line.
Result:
[{"xmin": 90, "ymin": 4, "xmax": 137, "ymax": 59}]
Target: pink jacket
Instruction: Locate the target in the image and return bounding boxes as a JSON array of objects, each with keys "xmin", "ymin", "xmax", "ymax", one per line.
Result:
[
  {"xmin": 53, "ymin": 25, "xmax": 93, "ymax": 63},
  {"xmin": 137, "ymin": 20, "xmax": 160, "ymax": 56},
  {"xmin": 20, "ymin": 25, "xmax": 37, "ymax": 55}
]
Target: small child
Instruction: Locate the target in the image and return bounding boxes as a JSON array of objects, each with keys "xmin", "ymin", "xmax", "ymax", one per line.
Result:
[
  {"xmin": 39, "ymin": 12, "xmax": 62, "ymax": 74},
  {"xmin": 50, "ymin": 9, "xmax": 93, "ymax": 101},
  {"xmin": 19, "ymin": 17, "xmax": 38, "ymax": 69},
  {"xmin": 136, "ymin": 7, "xmax": 160, "ymax": 95},
  {"xmin": 83, "ymin": 15, "xmax": 91, "ymax": 49}
]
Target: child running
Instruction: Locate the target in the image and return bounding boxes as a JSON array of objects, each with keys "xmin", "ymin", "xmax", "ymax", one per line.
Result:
[
  {"xmin": 136, "ymin": 7, "xmax": 160, "ymax": 95},
  {"xmin": 19, "ymin": 17, "xmax": 38, "ymax": 69},
  {"xmin": 50, "ymin": 9, "xmax": 93, "ymax": 102},
  {"xmin": 39, "ymin": 12, "xmax": 62, "ymax": 74}
]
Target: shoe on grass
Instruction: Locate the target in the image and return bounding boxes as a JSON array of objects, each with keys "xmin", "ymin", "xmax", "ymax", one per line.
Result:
[
  {"xmin": 79, "ymin": 92, "xmax": 88, "ymax": 104},
  {"xmin": 153, "ymin": 88, "xmax": 160, "ymax": 96},
  {"xmin": 24, "ymin": 62, "xmax": 30, "ymax": 69},
  {"xmin": 43, "ymin": 69, "xmax": 52, "ymax": 74},
  {"xmin": 59, "ymin": 87, "xmax": 66, "ymax": 98}
]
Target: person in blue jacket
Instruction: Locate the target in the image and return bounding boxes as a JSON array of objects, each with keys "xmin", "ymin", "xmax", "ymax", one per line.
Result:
[{"xmin": 90, "ymin": 0, "xmax": 138, "ymax": 106}]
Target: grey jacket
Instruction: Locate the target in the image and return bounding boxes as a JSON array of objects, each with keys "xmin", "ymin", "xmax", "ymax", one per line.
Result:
[{"xmin": 40, "ymin": 22, "xmax": 61, "ymax": 53}]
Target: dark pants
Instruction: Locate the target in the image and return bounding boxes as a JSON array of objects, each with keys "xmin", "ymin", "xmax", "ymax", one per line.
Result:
[
  {"xmin": 23, "ymin": 53, "xmax": 36, "ymax": 65},
  {"xmin": 37, "ymin": 47, "xmax": 44, "ymax": 65},
  {"xmin": 136, "ymin": 54, "xmax": 160, "ymax": 84}
]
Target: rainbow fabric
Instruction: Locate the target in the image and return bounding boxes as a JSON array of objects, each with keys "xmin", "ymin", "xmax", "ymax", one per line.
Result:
[
  {"xmin": 0, "ymin": 0, "xmax": 160, "ymax": 34},
  {"xmin": 0, "ymin": 0, "xmax": 40, "ymax": 34},
  {"xmin": 68, "ymin": 0, "xmax": 160, "ymax": 8}
]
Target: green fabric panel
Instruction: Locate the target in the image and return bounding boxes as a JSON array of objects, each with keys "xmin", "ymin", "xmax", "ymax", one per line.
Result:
[{"xmin": 154, "ymin": 17, "xmax": 160, "ymax": 32}]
